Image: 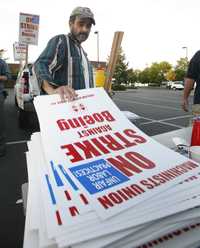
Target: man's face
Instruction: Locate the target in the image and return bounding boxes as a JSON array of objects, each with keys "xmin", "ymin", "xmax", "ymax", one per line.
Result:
[{"xmin": 69, "ymin": 16, "xmax": 92, "ymax": 43}]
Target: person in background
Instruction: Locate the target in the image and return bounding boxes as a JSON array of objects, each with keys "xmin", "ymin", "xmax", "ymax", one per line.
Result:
[
  {"xmin": 0, "ymin": 57, "xmax": 9, "ymax": 157},
  {"xmin": 181, "ymin": 50, "xmax": 200, "ymax": 112},
  {"xmin": 34, "ymin": 6, "xmax": 95, "ymax": 101}
]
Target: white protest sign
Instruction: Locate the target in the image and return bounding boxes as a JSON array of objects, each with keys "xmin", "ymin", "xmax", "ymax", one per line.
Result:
[
  {"xmin": 137, "ymin": 223, "xmax": 200, "ymax": 248},
  {"xmin": 29, "ymin": 134, "xmax": 97, "ymax": 235},
  {"xmin": 19, "ymin": 13, "xmax": 39, "ymax": 45},
  {"xmin": 26, "ymin": 134, "xmax": 200, "ymax": 247},
  {"xmin": 34, "ymin": 88, "xmax": 200, "ymax": 220},
  {"xmin": 13, "ymin": 42, "xmax": 26, "ymax": 61}
]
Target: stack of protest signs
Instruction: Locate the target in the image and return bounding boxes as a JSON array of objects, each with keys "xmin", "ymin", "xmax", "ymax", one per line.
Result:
[{"xmin": 23, "ymin": 87, "xmax": 200, "ymax": 248}]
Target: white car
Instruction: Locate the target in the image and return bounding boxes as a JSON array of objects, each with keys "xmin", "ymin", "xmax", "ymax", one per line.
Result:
[
  {"xmin": 170, "ymin": 81, "xmax": 184, "ymax": 90},
  {"xmin": 14, "ymin": 65, "xmax": 40, "ymax": 129}
]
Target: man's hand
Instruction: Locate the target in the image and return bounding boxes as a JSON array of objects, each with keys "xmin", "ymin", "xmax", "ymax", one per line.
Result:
[
  {"xmin": 181, "ymin": 77, "xmax": 194, "ymax": 112},
  {"xmin": 181, "ymin": 98, "xmax": 189, "ymax": 112},
  {"xmin": 42, "ymin": 81, "xmax": 78, "ymax": 101},
  {"xmin": 53, "ymin": 85, "xmax": 78, "ymax": 101}
]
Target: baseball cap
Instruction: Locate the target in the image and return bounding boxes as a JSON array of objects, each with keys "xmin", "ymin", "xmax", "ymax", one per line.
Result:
[{"xmin": 70, "ymin": 7, "xmax": 95, "ymax": 25}]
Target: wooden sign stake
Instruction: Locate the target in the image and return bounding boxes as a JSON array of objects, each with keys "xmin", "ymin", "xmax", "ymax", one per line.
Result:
[{"xmin": 104, "ymin": 31, "xmax": 124, "ymax": 92}]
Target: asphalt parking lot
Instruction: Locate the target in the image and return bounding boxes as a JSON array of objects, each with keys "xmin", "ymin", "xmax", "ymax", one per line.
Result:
[
  {"xmin": 113, "ymin": 87, "xmax": 193, "ymax": 135},
  {"xmin": 0, "ymin": 87, "xmax": 193, "ymax": 247}
]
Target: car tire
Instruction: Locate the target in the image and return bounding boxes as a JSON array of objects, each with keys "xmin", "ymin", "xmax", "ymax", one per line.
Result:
[
  {"xmin": 18, "ymin": 109, "xmax": 29, "ymax": 129},
  {"xmin": 18, "ymin": 108, "xmax": 40, "ymax": 131},
  {"xmin": 28, "ymin": 111, "xmax": 40, "ymax": 132},
  {"xmin": 14, "ymin": 96, "xmax": 18, "ymax": 107}
]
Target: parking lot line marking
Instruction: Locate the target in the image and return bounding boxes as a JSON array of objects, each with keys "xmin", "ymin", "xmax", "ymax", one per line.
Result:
[
  {"xmin": 159, "ymin": 115, "xmax": 192, "ymax": 121},
  {"xmin": 6, "ymin": 140, "xmax": 27, "ymax": 145},
  {"xmin": 115, "ymin": 99, "xmax": 182, "ymax": 111},
  {"xmin": 116, "ymin": 95, "xmax": 183, "ymax": 104},
  {"xmin": 141, "ymin": 115, "xmax": 192, "ymax": 125},
  {"xmin": 139, "ymin": 117, "xmax": 185, "ymax": 128},
  {"xmin": 142, "ymin": 121, "xmax": 183, "ymax": 129}
]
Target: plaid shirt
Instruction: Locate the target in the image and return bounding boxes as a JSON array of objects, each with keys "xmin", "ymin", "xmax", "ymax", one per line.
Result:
[{"xmin": 34, "ymin": 33, "xmax": 94, "ymax": 91}]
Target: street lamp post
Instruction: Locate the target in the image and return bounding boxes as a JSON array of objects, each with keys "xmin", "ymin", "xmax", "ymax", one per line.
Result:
[
  {"xmin": 182, "ymin": 46, "xmax": 188, "ymax": 61},
  {"xmin": 94, "ymin": 31, "xmax": 99, "ymax": 66}
]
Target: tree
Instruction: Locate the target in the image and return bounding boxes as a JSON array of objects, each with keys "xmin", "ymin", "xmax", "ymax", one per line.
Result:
[
  {"xmin": 174, "ymin": 58, "xmax": 188, "ymax": 81},
  {"xmin": 135, "ymin": 61, "xmax": 173, "ymax": 86},
  {"xmin": 138, "ymin": 67, "xmax": 151, "ymax": 84},
  {"xmin": 165, "ymin": 69, "xmax": 176, "ymax": 81},
  {"xmin": 112, "ymin": 47, "xmax": 129, "ymax": 85},
  {"xmin": 148, "ymin": 62, "xmax": 172, "ymax": 86},
  {"xmin": 127, "ymin": 69, "xmax": 140, "ymax": 85}
]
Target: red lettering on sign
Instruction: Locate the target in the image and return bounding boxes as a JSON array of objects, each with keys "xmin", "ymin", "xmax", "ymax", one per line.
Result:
[
  {"xmin": 61, "ymin": 144, "xmax": 83, "ymax": 162},
  {"xmin": 98, "ymin": 184, "xmax": 145, "ymax": 209},
  {"xmin": 91, "ymin": 137, "xmax": 110, "ymax": 154},
  {"xmin": 55, "ymin": 210, "xmax": 62, "ymax": 225},
  {"xmin": 57, "ymin": 119, "xmax": 70, "ymax": 130},
  {"xmin": 61, "ymin": 129, "xmax": 148, "ymax": 164},
  {"xmin": 107, "ymin": 152, "xmax": 155, "ymax": 177},
  {"xmin": 74, "ymin": 140, "xmax": 101, "ymax": 159},
  {"xmin": 101, "ymin": 110, "xmax": 115, "ymax": 121},
  {"xmin": 69, "ymin": 206, "xmax": 79, "ymax": 217},
  {"xmin": 57, "ymin": 110, "xmax": 115, "ymax": 131},
  {"xmin": 99, "ymin": 135, "xmax": 124, "ymax": 151},
  {"xmin": 79, "ymin": 194, "xmax": 89, "ymax": 205}
]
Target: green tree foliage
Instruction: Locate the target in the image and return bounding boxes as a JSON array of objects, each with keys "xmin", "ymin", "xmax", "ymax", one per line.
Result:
[
  {"xmin": 137, "ymin": 61, "xmax": 172, "ymax": 86},
  {"xmin": 149, "ymin": 63, "xmax": 162, "ymax": 85},
  {"xmin": 112, "ymin": 47, "xmax": 129, "ymax": 85},
  {"xmin": 174, "ymin": 58, "xmax": 188, "ymax": 81},
  {"xmin": 127, "ymin": 69, "xmax": 140, "ymax": 85},
  {"xmin": 138, "ymin": 67, "xmax": 151, "ymax": 84},
  {"xmin": 110, "ymin": 47, "xmax": 188, "ymax": 87},
  {"xmin": 149, "ymin": 62, "xmax": 172, "ymax": 86},
  {"xmin": 165, "ymin": 69, "xmax": 176, "ymax": 81}
]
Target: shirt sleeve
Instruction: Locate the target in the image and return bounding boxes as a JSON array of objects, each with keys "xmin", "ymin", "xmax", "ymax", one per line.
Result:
[
  {"xmin": 34, "ymin": 35, "xmax": 65, "ymax": 86},
  {"xmin": 186, "ymin": 51, "xmax": 200, "ymax": 81}
]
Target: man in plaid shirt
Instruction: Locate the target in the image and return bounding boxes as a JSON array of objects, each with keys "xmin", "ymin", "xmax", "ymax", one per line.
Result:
[{"xmin": 34, "ymin": 6, "xmax": 95, "ymax": 102}]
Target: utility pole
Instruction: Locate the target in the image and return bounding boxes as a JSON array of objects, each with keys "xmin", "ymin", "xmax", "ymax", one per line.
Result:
[
  {"xmin": 94, "ymin": 31, "xmax": 99, "ymax": 66},
  {"xmin": 182, "ymin": 46, "xmax": 188, "ymax": 61}
]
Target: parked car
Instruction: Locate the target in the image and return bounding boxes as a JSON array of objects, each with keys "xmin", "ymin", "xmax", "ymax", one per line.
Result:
[
  {"xmin": 161, "ymin": 81, "xmax": 168, "ymax": 88},
  {"xmin": 170, "ymin": 81, "xmax": 184, "ymax": 90},
  {"xmin": 14, "ymin": 64, "xmax": 40, "ymax": 129},
  {"xmin": 166, "ymin": 81, "xmax": 184, "ymax": 90}
]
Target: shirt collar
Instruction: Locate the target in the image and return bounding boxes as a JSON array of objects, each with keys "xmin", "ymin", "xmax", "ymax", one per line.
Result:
[{"xmin": 68, "ymin": 33, "xmax": 81, "ymax": 46}]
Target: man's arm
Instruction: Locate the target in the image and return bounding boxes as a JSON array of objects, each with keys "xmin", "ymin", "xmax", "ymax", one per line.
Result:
[
  {"xmin": 0, "ymin": 75, "xmax": 7, "ymax": 81},
  {"xmin": 34, "ymin": 36, "xmax": 61, "ymax": 85},
  {"xmin": 42, "ymin": 80, "xmax": 55, "ymax": 94},
  {"xmin": 181, "ymin": 77, "xmax": 195, "ymax": 112},
  {"xmin": 34, "ymin": 35, "xmax": 77, "ymax": 101}
]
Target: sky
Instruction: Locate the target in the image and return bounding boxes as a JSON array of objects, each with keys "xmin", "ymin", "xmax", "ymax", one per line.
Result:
[{"xmin": 1, "ymin": 0, "xmax": 200, "ymax": 69}]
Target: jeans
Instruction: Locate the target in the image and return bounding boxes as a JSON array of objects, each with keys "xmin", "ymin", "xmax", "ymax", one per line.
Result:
[{"xmin": 0, "ymin": 93, "xmax": 5, "ymax": 152}]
